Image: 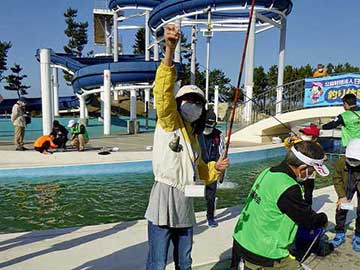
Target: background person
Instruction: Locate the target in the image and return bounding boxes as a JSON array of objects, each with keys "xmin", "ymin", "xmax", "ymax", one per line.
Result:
[
  {"xmin": 322, "ymin": 93, "xmax": 360, "ymax": 147},
  {"xmin": 198, "ymin": 109, "xmax": 225, "ymax": 227},
  {"xmin": 231, "ymin": 141, "xmax": 329, "ymax": 270},
  {"xmin": 284, "ymin": 124, "xmax": 321, "ymax": 205},
  {"xmin": 51, "ymin": 120, "xmax": 68, "ymax": 149},
  {"xmin": 68, "ymin": 119, "xmax": 89, "ymax": 151},
  {"xmin": 145, "ymin": 24, "xmax": 229, "ymax": 270},
  {"xmin": 313, "ymin": 64, "xmax": 328, "ymax": 78},
  {"xmin": 10, "ymin": 97, "xmax": 28, "ymax": 151},
  {"xmin": 330, "ymin": 139, "xmax": 360, "ymax": 251},
  {"xmin": 34, "ymin": 134, "xmax": 57, "ymax": 154}
]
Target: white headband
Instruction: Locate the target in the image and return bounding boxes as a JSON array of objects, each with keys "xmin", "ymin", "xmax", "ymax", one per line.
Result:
[
  {"xmin": 290, "ymin": 146, "xmax": 329, "ymax": 176},
  {"xmin": 290, "ymin": 147, "xmax": 324, "ymax": 166}
]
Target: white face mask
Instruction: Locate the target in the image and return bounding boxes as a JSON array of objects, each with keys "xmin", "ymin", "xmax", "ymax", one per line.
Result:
[
  {"xmin": 300, "ymin": 134, "xmax": 313, "ymax": 141},
  {"xmin": 203, "ymin": 127, "xmax": 213, "ymax": 135},
  {"xmin": 180, "ymin": 102, "xmax": 203, "ymax": 123}
]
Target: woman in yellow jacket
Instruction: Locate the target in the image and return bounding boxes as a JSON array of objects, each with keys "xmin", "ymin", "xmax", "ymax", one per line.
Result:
[
  {"xmin": 145, "ymin": 24, "xmax": 229, "ymax": 270},
  {"xmin": 34, "ymin": 134, "xmax": 57, "ymax": 154}
]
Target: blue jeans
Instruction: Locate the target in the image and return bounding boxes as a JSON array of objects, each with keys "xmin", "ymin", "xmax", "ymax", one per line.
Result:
[{"xmin": 146, "ymin": 221, "xmax": 193, "ymax": 270}]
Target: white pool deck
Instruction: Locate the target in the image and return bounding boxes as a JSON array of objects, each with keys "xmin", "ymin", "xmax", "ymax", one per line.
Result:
[{"xmin": 0, "ymin": 144, "xmax": 359, "ymax": 269}]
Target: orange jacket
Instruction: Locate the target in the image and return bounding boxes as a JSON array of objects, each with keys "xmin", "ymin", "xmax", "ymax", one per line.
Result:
[{"xmin": 34, "ymin": 135, "xmax": 57, "ymax": 148}]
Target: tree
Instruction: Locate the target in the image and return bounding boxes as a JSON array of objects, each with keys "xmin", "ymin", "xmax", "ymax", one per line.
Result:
[
  {"xmin": 297, "ymin": 64, "xmax": 313, "ymax": 80},
  {"xmin": 0, "ymin": 41, "xmax": 12, "ymax": 82},
  {"xmin": 253, "ymin": 66, "xmax": 268, "ymax": 96},
  {"xmin": 133, "ymin": 28, "xmax": 145, "ymax": 54},
  {"xmin": 4, "ymin": 64, "xmax": 30, "ymax": 98},
  {"xmin": 63, "ymin": 7, "xmax": 88, "ymax": 82},
  {"xmin": 64, "ymin": 8, "xmax": 88, "ymax": 57},
  {"xmin": 266, "ymin": 65, "xmax": 278, "ymax": 88}
]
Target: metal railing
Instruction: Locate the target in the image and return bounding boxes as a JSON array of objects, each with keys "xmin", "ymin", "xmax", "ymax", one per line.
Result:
[{"xmin": 244, "ymin": 79, "xmax": 306, "ymax": 126}]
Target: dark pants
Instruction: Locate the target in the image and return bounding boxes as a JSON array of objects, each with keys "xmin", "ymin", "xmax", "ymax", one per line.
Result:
[
  {"xmin": 230, "ymin": 240, "xmax": 298, "ymax": 270},
  {"xmin": 302, "ymin": 178, "xmax": 315, "ymax": 206},
  {"xmin": 335, "ymin": 191, "xmax": 360, "ymax": 236},
  {"xmin": 34, "ymin": 141, "xmax": 50, "ymax": 153},
  {"xmin": 146, "ymin": 221, "xmax": 193, "ymax": 270},
  {"xmin": 54, "ymin": 136, "xmax": 68, "ymax": 148},
  {"xmin": 205, "ymin": 181, "xmax": 217, "ymax": 220}
]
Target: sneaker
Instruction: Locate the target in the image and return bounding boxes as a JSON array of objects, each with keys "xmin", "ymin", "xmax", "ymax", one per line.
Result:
[
  {"xmin": 207, "ymin": 219, "xmax": 218, "ymax": 228},
  {"xmin": 15, "ymin": 147, "xmax": 25, "ymax": 151},
  {"xmin": 352, "ymin": 235, "xmax": 360, "ymax": 251},
  {"xmin": 331, "ymin": 232, "xmax": 346, "ymax": 248}
]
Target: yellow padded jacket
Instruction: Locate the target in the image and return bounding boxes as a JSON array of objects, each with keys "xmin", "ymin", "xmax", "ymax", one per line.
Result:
[{"xmin": 152, "ymin": 62, "xmax": 221, "ymax": 192}]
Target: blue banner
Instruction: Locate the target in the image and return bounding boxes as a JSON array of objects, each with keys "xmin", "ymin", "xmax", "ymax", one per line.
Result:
[{"xmin": 304, "ymin": 73, "xmax": 360, "ymax": 107}]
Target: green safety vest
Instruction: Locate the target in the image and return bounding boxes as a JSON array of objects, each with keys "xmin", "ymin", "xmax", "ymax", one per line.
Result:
[
  {"xmin": 341, "ymin": 110, "xmax": 360, "ymax": 147},
  {"xmin": 70, "ymin": 123, "xmax": 89, "ymax": 139},
  {"xmin": 233, "ymin": 168, "xmax": 298, "ymax": 260}
]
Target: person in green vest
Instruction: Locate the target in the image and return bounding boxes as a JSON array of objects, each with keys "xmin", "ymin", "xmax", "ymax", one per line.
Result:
[
  {"xmin": 231, "ymin": 141, "xmax": 329, "ymax": 270},
  {"xmin": 322, "ymin": 93, "xmax": 360, "ymax": 147},
  {"xmin": 68, "ymin": 119, "xmax": 89, "ymax": 151}
]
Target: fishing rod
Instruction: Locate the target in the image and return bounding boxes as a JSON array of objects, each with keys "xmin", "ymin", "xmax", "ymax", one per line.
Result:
[{"xmin": 223, "ymin": 0, "xmax": 256, "ymax": 158}]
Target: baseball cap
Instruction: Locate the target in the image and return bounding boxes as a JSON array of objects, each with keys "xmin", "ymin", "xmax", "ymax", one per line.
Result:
[
  {"xmin": 175, "ymin": 85, "xmax": 205, "ymax": 102},
  {"xmin": 67, "ymin": 119, "xmax": 75, "ymax": 127}
]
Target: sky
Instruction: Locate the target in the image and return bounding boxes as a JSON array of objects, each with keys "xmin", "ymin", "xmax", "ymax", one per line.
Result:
[{"xmin": 1, "ymin": 0, "xmax": 360, "ymax": 98}]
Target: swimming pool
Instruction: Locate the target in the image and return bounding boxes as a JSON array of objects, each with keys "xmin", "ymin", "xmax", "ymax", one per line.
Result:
[{"xmin": 0, "ymin": 147, "xmax": 335, "ymax": 234}]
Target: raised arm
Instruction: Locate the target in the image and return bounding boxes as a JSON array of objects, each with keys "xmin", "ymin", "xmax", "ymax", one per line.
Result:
[{"xmin": 154, "ymin": 24, "xmax": 182, "ymax": 131}]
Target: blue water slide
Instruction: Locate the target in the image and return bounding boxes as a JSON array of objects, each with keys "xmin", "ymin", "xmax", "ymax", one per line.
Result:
[
  {"xmin": 108, "ymin": 0, "xmax": 164, "ymax": 10},
  {"xmin": 148, "ymin": 0, "xmax": 293, "ymax": 30},
  {"xmin": 35, "ymin": 50, "xmax": 168, "ymax": 93},
  {"xmin": 72, "ymin": 60, "xmax": 162, "ymax": 92}
]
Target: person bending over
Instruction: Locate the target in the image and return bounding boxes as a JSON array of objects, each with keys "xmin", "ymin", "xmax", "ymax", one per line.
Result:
[
  {"xmin": 34, "ymin": 134, "xmax": 57, "ymax": 154},
  {"xmin": 231, "ymin": 141, "xmax": 329, "ymax": 270}
]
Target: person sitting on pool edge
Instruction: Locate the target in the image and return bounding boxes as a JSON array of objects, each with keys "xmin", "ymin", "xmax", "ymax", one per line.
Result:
[
  {"xmin": 34, "ymin": 134, "xmax": 57, "ymax": 154},
  {"xmin": 231, "ymin": 141, "xmax": 329, "ymax": 270}
]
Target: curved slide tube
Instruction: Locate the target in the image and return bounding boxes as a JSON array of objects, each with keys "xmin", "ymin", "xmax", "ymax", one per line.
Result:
[
  {"xmin": 72, "ymin": 60, "xmax": 162, "ymax": 92},
  {"xmin": 109, "ymin": 0, "xmax": 164, "ymax": 10},
  {"xmin": 148, "ymin": 0, "xmax": 293, "ymax": 30},
  {"xmin": 36, "ymin": 50, "xmax": 169, "ymax": 94}
]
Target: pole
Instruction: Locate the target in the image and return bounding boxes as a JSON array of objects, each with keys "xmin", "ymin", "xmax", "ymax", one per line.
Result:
[
  {"xmin": 214, "ymin": 85, "xmax": 219, "ymax": 122},
  {"xmin": 244, "ymin": 11, "xmax": 256, "ymax": 123},
  {"xmin": 130, "ymin": 89, "xmax": 137, "ymax": 120},
  {"xmin": 79, "ymin": 95, "xmax": 86, "ymax": 120},
  {"xmin": 40, "ymin": 49, "xmax": 52, "ymax": 135},
  {"xmin": 276, "ymin": 17, "xmax": 287, "ymax": 114},
  {"xmin": 104, "ymin": 70, "xmax": 111, "ymax": 135},
  {"xmin": 190, "ymin": 25, "xmax": 197, "ymax": 85},
  {"xmin": 113, "ymin": 11, "xmax": 118, "ymax": 62},
  {"xmin": 52, "ymin": 67, "xmax": 59, "ymax": 117},
  {"xmin": 145, "ymin": 10, "xmax": 150, "ymax": 61},
  {"xmin": 205, "ymin": 11, "xmax": 212, "ymax": 108}
]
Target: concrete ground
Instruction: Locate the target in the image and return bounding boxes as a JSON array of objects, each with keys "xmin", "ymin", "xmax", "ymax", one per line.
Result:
[{"xmin": 0, "ymin": 186, "xmax": 359, "ymax": 270}]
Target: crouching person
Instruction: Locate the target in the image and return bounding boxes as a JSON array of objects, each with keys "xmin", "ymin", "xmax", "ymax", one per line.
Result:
[
  {"xmin": 68, "ymin": 119, "xmax": 89, "ymax": 151},
  {"xmin": 34, "ymin": 134, "xmax": 57, "ymax": 154},
  {"xmin": 231, "ymin": 141, "xmax": 329, "ymax": 270}
]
